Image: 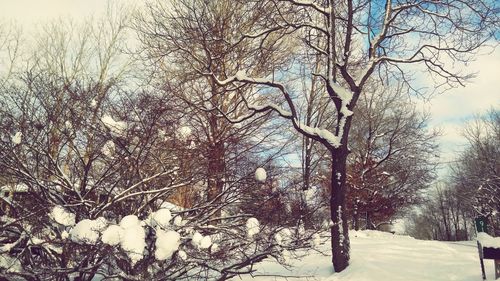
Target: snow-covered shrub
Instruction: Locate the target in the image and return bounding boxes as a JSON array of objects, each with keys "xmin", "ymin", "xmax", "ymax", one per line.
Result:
[{"xmin": 0, "ymin": 10, "xmax": 322, "ymax": 281}]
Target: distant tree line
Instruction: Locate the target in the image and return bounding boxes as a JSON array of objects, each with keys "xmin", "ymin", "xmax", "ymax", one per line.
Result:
[{"xmin": 407, "ymin": 110, "xmax": 499, "ymax": 241}]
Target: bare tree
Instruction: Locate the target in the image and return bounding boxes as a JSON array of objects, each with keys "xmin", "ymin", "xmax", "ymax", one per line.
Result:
[
  {"xmin": 407, "ymin": 182, "xmax": 476, "ymax": 241},
  {"xmin": 136, "ymin": 0, "xmax": 293, "ymax": 222},
  {"xmin": 0, "ymin": 11, "xmax": 319, "ymax": 281},
  {"xmin": 451, "ymin": 109, "xmax": 500, "ymax": 235},
  {"xmin": 346, "ymin": 83, "xmax": 438, "ymax": 230},
  {"xmin": 141, "ymin": 0, "xmax": 498, "ymax": 272}
]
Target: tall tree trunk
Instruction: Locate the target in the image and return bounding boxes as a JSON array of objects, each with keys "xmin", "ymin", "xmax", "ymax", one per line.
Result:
[
  {"xmin": 207, "ymin": 140, "xmax": 225, "ymax": 221},
  {"xmin": 330, "ymin": 148, "xmax": 350, "ymax": 272},
  {"xmin": 366, "ymin": 211, "xmax": 374, "ymax": 230},
  {"xmin": 462, "ymin": 210, "xmax": 468, "ymax": 240}
]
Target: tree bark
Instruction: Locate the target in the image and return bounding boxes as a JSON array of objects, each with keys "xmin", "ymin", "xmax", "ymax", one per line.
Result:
[
  {"xmin": 207, "ymin": 140, "xmax": 225, "ymax": 220},
  {"xmin": 330, "ymin": 148, "xmax": 350, "ymax": 272},
  {"xmin": 366, "ymin": 212, "xmax": 374, "ymax": 230},
  {"xmin": 353, "ymin": 202, "xmax": 360, "ymax": 231}
]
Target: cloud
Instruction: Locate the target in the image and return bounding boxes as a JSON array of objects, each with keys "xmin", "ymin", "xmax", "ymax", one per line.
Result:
[
  {"xmin": 418, "ymin": 46, "xmax": 500, "ymax": 174},
  {"xmin": 0, "ymin": 0, "xmax": 141, "ymax": 28}
]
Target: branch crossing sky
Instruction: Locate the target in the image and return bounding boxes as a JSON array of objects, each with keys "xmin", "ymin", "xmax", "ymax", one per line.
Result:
[{"xmin": 1, "ymin": 0, "xmax": 498, "ymax": 178}]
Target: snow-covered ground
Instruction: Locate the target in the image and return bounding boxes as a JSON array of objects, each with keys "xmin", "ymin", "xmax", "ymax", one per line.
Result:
[{"xmin": 233, "ymin": 230, "xmax": 495, "ymax": 281}]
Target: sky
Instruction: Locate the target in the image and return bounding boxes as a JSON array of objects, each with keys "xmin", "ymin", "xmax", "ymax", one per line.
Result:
[
  {"xmin": 1, "ymin": 0, "xmax": 499, "ymax": 179},
  {"xmin": 418, "ymin": 47, "xmax": 500, "ymax": 176},
  {"xmin": 0, "ymin": 0, "xmax": 134, "ymax": 24}
]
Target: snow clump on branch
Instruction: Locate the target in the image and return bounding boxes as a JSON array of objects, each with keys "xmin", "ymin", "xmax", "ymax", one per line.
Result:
[
  {"xmin": 246, "ymin": 217, "xmax": 260, "ymax": 238},
  {"xmin": 11, "ymin": 132, "xmax": 22, "ymax": 145},
  {"xmin": 101, "ymin": 115, "xmax": 127, "ymax": 136},
  {"xmin": 51, "ymin": 206, "xmax": 76, "ymax": 227},
  {"xmin": 255, "ymin": 167, "xmax": 267, "ymax": 182}
]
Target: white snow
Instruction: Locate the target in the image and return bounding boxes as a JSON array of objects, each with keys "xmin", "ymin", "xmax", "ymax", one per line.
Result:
[
  {"xmin": 11, "ymin": 132, "xmax": 22, "ymax": 145},
  {"xmin": 173, "ymin": 216, "xmax": 183, "ymax": 226},
  {"xmin": 312, "ymin": 233, "xmax": 321, "ymax": 247},
  {"xmin": 119, "ymin": 215, "xmax": 146, "ymax": 264},
  {"xmin": 0, "ymin": 254, "xmax": 22, "ymax": 273},
  {"xmin": 178, "ymin": 250, "xmax": 187, "ymax": 260},
  {"xmin": 295, "ymin": 120, "xmax": 341, "ymax": 148},
  {"xmin": 101, "ymin": 115, "xmax": 126, "ymax": 136},
  {"xmin": 51, "ymin": 206, "xmax": 76, "ymax": 227},
  {"xmin": 337, "ymin": 206, "xmax": 344, "ymax": 246},
  {"xmin": 477, "ymin": 232, "xmax": 500, "ymax": 249},
  {"xmin": 255, "ymin": 168, "xmax": 267, "ymax": 183},
  {"xmin": 160, "ymin": 201, "xmax": 184, "ymax": 212},
  {"xmin": 155, "ymin": 229, "xmax": 181, "ymax": 260},
  {"xmin": 101, "ymin": 140, "xmax": 115, "ymax": 157},
  {"xmin": 158, "ymin": 128, "xmax": 166, "ymax": 138},
  {"xmin": 69, "ymin": 217, "xmax": 107, "ymax": 244},
  {"xmin": 64, "ymin": 120, "xmax": 73, "ymax": 130},
  {"xmin": 120, "ymin": 215, "xmax": 141, "ymax": 229},
  {"xmin": 275, "ymin": 228, "xmax": 292, "ymax": 246},
  {"xmin": 235, "ymin": 70, "xmax": 247, "ymax": 80},
  {"xmin": 246, "ymin": 217, "xmax": 260, "ymax": 238},
  {"xmin": 199, "ymin": 235, "xmax": 212, "ymax": 249},
  {"xmin": 101, "ymin": 225, "xmax": 123, "ymax": 246},
  {"xmin": 248, "ymin": 102, "xmax": 293, "ymax": 118},
  {"xmin": 147, "ymin": 208, "xmax": 172, "ymax": 229},
  {"xmin": 303, "ymin": 187, "xmax": 318, "ymax": 205},
  {"xmin": 177, "ymin": 126, "xmax": 192, "ymax": 140},
  {"xmin": 192, "ymin": 232, "xmax": 203, "ymax": 247},
  {"xmin": 192, "ymin": 231, "xmax": 213, "ymax": 249},
  {"xmin": 232, "ymin": 230, "xmax": 496, "ymax": 281},
  {"xmin": 191, "ymin": 231, "xmax": 212, "ymax": 249},
  {"xmin": 0, "ymin": 183, "xmax": 28, "ymax": 194}
]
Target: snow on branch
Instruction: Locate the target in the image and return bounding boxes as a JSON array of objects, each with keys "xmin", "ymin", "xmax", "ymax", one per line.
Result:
[
  {"xmin": 208, "ymin": 70, "xmax": 346, "ymax": 148},
  {"xmin": 279, "ymin": 0, "xmax": 329, "ymax": 15}
]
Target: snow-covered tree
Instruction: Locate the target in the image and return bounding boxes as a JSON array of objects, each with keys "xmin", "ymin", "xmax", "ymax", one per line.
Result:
[
  {"xmin": 137, "ymin": 0, "xmax": 292, "ymax": 222},
  {"xmin": 136, "ymin": 0, "xmax": 498, "ymax": 272},
  {"xmin": 0, "ymin": 13, "xmax": 319, "ymax": 280},
  {"xmin": 345, "ymin": 85, "xmax": 439, "ymax": 230},
  {"xmin": 452, "ymin": 109, "xmax": 500, "ymax": 235}
]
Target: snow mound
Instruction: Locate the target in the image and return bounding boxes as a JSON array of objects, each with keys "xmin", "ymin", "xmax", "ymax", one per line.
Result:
[
  {"xmin": 155, "ymin": 229, "xmax": 181, "ymax": 260},
  {"xmin": 120, "ymin": 215, "xmax": 141, "ymax": 229},
  {"xmin": 101, "ymin": 140, "xmax": 115, "ymax": 157},
  {"xmin": 101, "ymin": 115, "xmax": 126, "ymax": 136},
  {"xmin": 199, "ymin": 235, "xmax": 212, "ymax": 249},
  {"xmin": 191, "ymin": 231, "xmax": 212, "ymax": 249},
  {"xmin": 477, "ymin": 232, "xmax": 500, "ymax": 249},
  {"xmin": 70, "ymin": 217, "xmax": 107, "ymax": 244},
  {"xmin": 177, "ymin": 126, "xmax": 192, "ymax": 140},
  {"xmin": 275, "ymin": 228, "xmax": 292, "ymax": 246},
  {"xmin": 192, "ymin": 232, "xmax": 203, "ymax": 247},
  {"xmin": 147, "ymin": 208, "xmax": 172, "ymax": 229},
  {"xmin": 255, "ymin": 168, "xmax": 267, "ymax": 182},
  {"xmin": 11, "ymin": 132, "xmax": 22, "ymax": 145},
  {"xmin": 119, "ymin": 215, "xmax": 146, "ymax": 264},
  {"xmin": 101, "ymin": 225, "xmax": 123, "ymax": 246},
  {"xmin": 246, "ymin": 217, "xmax": 260, "ymax": 238},
  {"xmin": 51, "ymin": 206, "xmax": 76, "ymax": 227},
  {"xmin": 178, "ymin": 250, "xmax": 187, "ymax": 260}
]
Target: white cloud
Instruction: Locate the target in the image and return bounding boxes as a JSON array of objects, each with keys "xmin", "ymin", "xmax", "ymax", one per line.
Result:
[
  {"xmin": 419, "ymin": 46, "xmax": 500, "ymax": 174},
  {"xmin": 0, "ymin": 0, "xmax": 141, "ymax": 29}
]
